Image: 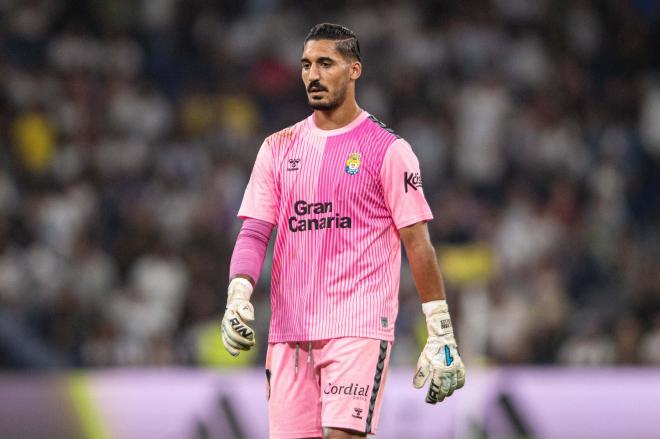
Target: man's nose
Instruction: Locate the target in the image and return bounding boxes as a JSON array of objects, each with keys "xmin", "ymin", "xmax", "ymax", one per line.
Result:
[{"xmin": 308, "ymin": 63, "xmax": 320, "ymax": 81}]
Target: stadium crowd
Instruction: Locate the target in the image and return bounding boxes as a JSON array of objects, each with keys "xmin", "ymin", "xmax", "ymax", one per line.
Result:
[{"xmin": 1, "ymin": 0, "xmax": 659, "ymax": 368}]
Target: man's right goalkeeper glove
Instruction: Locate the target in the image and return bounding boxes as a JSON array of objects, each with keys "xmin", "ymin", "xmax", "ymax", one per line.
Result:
[
  {"xmin": 221, "ymin": 277, "xmax": 256, "ymax": 356},
  {"xmin": 413, "ymin": 299, "xmax": 466, "ymax": 403}
]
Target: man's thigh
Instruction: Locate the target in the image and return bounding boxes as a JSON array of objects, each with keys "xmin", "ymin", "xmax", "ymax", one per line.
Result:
[
  {"xmin": 266, "ymin": 338, "xmax": 392, "ymax": 438},
  {"xmin": 320, "ymin": 338, "xmax": 391, "ymax": 436},
  {"xmin": 323, "ymin": 427, "xmax": 366, "ymax": 438},
  {"xmin": 266, "ymin": 342, "xmax": 323, "ymax": 439}
]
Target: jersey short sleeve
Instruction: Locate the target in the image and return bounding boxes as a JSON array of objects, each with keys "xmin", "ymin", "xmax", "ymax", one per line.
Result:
[
  {"xmin": 238, "ymin": 139, "xmax": 278, "ymax": 225},
  {"xmin": 380, "ymin": 138, "xmax": 434, "ymax": 229}
]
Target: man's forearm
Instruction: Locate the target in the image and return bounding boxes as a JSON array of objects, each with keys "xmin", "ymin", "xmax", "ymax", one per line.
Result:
[
  {"xmin": 400, "ymin": 222, "xmax": 446, "ymax": 303},
  {"xmin": 406, "ymin": 241, "xmax": 446, "ymax": 303},
  {"xmin": 403, "ymin": 223, "xmax": 465, "ymax": 404},
  {"xmin": 229, "ymin": 218, "xmax": 274, "ymax": 286}
]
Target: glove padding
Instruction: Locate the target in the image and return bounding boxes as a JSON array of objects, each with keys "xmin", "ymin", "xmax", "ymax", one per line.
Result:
[
  {"xmin": 413, "ymin": 300, "xmax": 465, "ymax": 404},
  {"xmin": 221, "ymin": 278, "xmax": 256, "ymax": 356}
]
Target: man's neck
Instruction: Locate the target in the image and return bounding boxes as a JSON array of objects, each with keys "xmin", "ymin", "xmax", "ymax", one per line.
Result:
[{"xmin": 313, "ymin": 101, "xmax": 362, "ymax": 130}]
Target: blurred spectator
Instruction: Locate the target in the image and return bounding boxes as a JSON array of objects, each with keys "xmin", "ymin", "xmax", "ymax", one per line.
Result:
[
  {"xmin": 640, "ymin": 313, "xmax": 660, "ymax": 364},
  {"xmin": 559, "ymin": 315, "xmax": 615, "ymax": 365},
  {"xmin": 11, "ymin": 108, "xmax": 56, "ymax": 174}
]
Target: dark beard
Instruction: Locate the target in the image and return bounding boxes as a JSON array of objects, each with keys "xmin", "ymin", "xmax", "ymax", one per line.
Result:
[
  {"xmin": 307, "ymin": 87, "xmax": 346, "ymax": 111},
  {"xmin": 308, "ymin": 99, "xmax": 340, "ymax": 110}
]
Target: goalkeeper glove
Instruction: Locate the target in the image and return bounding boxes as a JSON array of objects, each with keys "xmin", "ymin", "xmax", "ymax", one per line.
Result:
[
  {"xmin": 221, "ymin": 277, "xmax": 256, "ymax": 356},
  {"xmin": 413, "ymin": 300, "xmax": 465, "ymax": 404}
]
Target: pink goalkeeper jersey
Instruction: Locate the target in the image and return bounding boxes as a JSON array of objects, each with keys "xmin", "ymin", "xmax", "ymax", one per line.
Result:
[{"xmin": 238, "ymin": 110, "xmax": 433, "ymax": 342}]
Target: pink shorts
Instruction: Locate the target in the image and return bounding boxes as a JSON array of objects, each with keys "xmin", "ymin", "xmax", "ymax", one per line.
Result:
[{"xmin": 265, "ymin": 337, "xmax": 392, "ymax": 438}]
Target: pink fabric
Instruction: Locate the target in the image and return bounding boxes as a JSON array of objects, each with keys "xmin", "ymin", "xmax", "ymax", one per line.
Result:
[
  {"xmin": 238, "ymin": 110, "xmax": 433, "ymax": 342},
  {"xmin": 265, "ymin": 338, "xmax": 392, "ymax": 438},
  {"xmin": 229, "ymin": 218, "xmax": 274, "ymax": 285}
]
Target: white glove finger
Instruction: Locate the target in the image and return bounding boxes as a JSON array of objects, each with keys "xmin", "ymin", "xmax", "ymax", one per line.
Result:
[
  {"xmin": 425, "ymin": 375, "xmax": 444, "ymax": 404},
  {"xmin": 223, "ymin": 314, "xmax": 255, "ymax": 347},
  {"xmin": 222, "ymin": 331, "xmax": 240, "ymax": 356},
  {"xmin": 445, "ymin": 370, "xmax": 458, "ymax": 398},
  {"xmin": 413, "ymin": 353, "xmax": 431, "ymax": 389},
  {"xmin": 235, "ymin": 301, "xmax": 255, "ymax": 322},
  {"xmin": 457, "ymin": 364, "xmax": 466, "ymax": 389},
  {"xmin": 440, "ymin": 371, "xmax": 453, "ymax": 398},
  {"xmin": 222, "ymin": 325, "xmax": 248, "ymax": 350},
  {"xmin": 222, "ymin": 319, "xmax": 255, "ymax": 351}
]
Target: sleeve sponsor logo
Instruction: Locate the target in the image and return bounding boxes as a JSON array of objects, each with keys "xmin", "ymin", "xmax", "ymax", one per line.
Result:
[
  {"xmin": 288, "ymin": 200, "xmax": 352, "ymax": 232},
  {"xmin": 404, "ymin": 172, "xmax": 423, "ymax": 192}
]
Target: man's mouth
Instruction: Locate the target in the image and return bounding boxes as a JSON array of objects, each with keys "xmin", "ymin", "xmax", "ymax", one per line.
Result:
[{"xmin": 308, "ymin": 83, "xmax": 327, "ymax": 93}]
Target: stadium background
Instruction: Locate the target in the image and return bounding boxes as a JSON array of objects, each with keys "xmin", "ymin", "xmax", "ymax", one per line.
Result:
[{"xmin": 0, "ymin": 0, "xmax": 659, "ymax": 438}]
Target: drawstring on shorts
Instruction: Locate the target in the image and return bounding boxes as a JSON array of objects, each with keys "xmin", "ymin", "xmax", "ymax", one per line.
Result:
[{"xmin": 294, "ymin": 341, "xmax": 314, "ymax": 374}]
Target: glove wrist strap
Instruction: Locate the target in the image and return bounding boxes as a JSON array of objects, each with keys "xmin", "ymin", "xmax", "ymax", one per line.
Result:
[
  {"xmin": 422, "ymin": 300, "xmax": 453, "ymax": 337},
  {"xmin": 422, "ymin": 299, "xmax": 448, "ymax": 316},
  {"xmin": 228, "ymin": 277, "xmax": 253, "ymax": 303}
]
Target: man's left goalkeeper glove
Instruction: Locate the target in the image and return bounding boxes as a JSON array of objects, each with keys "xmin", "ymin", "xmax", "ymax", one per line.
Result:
[{"xmin": 413, "ymin": 300, "xmax": 465, "ymax": 404}]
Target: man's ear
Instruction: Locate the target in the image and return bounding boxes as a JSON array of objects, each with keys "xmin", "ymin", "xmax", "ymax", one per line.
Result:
[{"xmin": 350, "ymin": 61, "xmax": 362, "ymax": 80}]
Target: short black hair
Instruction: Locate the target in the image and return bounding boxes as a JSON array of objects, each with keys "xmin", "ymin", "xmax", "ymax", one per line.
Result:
[{"xmin": 304, "ymin": 23, "xmax": 361, "ymax": 62}]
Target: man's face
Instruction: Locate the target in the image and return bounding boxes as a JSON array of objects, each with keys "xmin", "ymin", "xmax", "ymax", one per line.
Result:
[{"xmin": 301, "ymin": 39, "xmax": 357, "ymax": 110}]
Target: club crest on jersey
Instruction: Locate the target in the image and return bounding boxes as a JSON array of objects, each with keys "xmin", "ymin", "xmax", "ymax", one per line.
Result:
[{"xmin": 345, "ymin": 152, "xmax": 361, "ymax": 175}]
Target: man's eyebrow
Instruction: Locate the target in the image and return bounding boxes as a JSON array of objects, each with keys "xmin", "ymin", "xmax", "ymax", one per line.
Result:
[{"xmin": 300, "ymin": 56, "xmax": 335, "ymax": 63}]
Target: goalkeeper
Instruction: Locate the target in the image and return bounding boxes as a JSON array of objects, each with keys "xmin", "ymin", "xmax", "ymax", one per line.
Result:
[{"xmin": 222, "ymin": 22, "xmax": 465, "ymax": 439}]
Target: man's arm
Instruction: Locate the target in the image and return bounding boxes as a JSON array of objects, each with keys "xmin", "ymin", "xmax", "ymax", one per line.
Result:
[
  {"xmin": 399, "ymin": 221, "xmax": 446, "ymax": 302},
  {"xmin": 221, "ymin": 218, "xmax": 274, "ymax": 356},
  {"xmin": 229, "ymin": 218, "xmax": 274, "ymax": 286},
  {"xmin": 222, "ymin": 136, "xmax": 277, "ymax": 357},
  {"xmin": 400, "ymin": 221, "xmax": 465, "ymax": 404}
]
